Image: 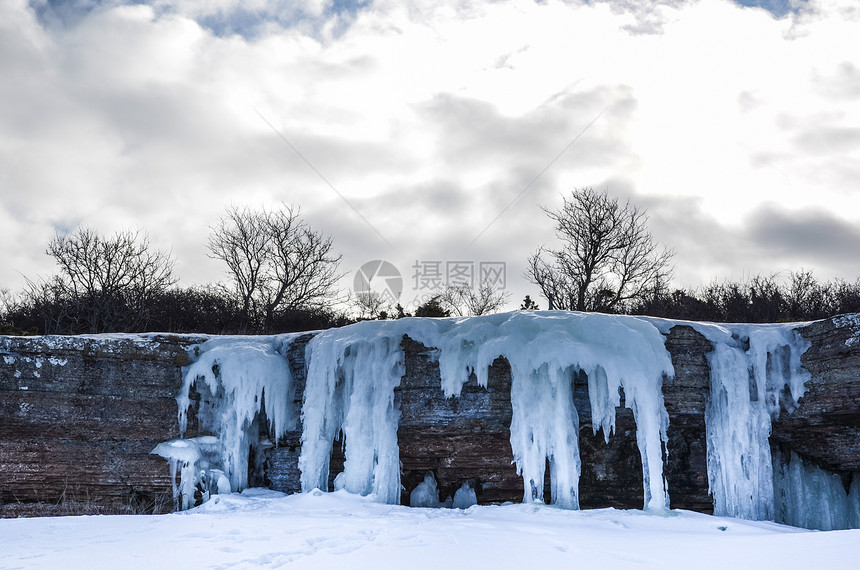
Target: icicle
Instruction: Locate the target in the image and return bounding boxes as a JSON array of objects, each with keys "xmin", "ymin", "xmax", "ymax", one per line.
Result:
[
  {"xmin": 299, "ymin": 322, "xmax": 406, "ymax": 504},
  {"xmin": 696, "ymin": 323, "xmax": 811, "ymax": 520},
  {"xmin": 773, "ymin": 448, "xmax": 859, "ymax": 530},
  {"xmin": 508, "ymin": 362, "xmax": 580, "ymax": 508},
  {"xmin": 151, "ymin": 438, "xmax": 203, "ymax": 511},
  {"xmin": 176, "ymin": 335, "xmax": 298, "ymax": 494}
]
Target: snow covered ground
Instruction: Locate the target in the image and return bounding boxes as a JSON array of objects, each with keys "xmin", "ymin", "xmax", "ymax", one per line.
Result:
[{"xmin": 2, "ymin": 489, "xmax": 859, "ymax": 569}]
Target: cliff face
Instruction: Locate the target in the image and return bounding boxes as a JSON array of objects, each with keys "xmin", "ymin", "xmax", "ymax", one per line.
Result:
[
  {"xmin": 355, "ymin": 325, "xmax": 713, "ymax": 510},
  {"xmin": 2, "ymin": 316, "xmax": 858, "ymax": 517},
  {"xmin": 0, "ymin": 334, "xmax": 203, "ymax": 516},
  {"xmin": 772, "ymin": 317, "xmax": 860, "ymax": 473},
  {"xmin": 395, "ymin": 337, "xmax": 520, "ymax": 506}
]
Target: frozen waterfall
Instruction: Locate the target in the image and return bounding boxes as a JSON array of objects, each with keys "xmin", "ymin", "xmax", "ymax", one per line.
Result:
[
  {"xmin": 298, "ymin": 312, "xmax": 673, "ymax": 510},
  {"xmin": 151, "ymin": 311, "xmax": 858, "ymax": 530},
  {"xmin": 692, "ymin": 323, "xmax": 811, "ymax": 521},
  {"xmin": 154, "ymin": 334, "xmax": 301, "ymax": 509}
]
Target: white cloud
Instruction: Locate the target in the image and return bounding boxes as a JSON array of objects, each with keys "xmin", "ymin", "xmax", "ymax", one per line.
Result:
[{"xmin": 1, "ymin": 0, "xmax": 858, "ymax": 312}]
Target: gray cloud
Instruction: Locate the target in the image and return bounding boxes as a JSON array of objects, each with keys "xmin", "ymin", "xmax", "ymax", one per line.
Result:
[
  {"xmin": 417, "ymin": 85, "xmax": 636, "ymax": 172},
  {"xmin": 626, "ymin": 194, "xmax": 750, "ymax": 286},
  {"xmin": 2, "ymin": 0, "xmax": 859, "ymax": 313},
  {"xmin": 613, "ymin": 192, "xmax": 860, "ymax": 288},
  {"xmin": 412, "ymin": 84, "xmax": 638, "ymax": 244},
  {"xmin": 768, "ymin": 110, "xmax": 860, "ymax": 202},
  {"xmin": 745, "ymin": 204, "xmax": 860, "ymax": 266},
  {"xmin": 812, "ymin": 61, "xmax": 860, "ymax": 100},
  {"xmin": 364, "ymin": 179, "xmax": 475, "ymax": 216},
  {"xmin": 29, "ymin": 0, "xmax": 124, "ymax": 29},
  {"xmin": 638, "ymin": 196, "xmax": 860, "ymax": 287},
  {"xmin": 794, "ymin": 126, "xmax": 860, "ymax": 155}
]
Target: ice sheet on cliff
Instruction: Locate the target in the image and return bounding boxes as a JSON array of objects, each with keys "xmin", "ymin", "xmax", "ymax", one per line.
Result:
[
  {"xmin": 172, "ymin": 335, "xmax": 301, "ymax": 496},
  {"xmin": 695, "ymin": 323, "xmax": 810, "ymax": 521},
  {"xmin": 158, "ymin": 311, "xmax": 858, "ymax": 529},
  {"xmin": 299, "ymin": 311, "xmax": 674, "ymax": 510}
]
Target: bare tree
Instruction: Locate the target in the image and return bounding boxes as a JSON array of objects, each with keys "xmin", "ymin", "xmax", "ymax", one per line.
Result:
[
  {"xmin": 209, "ymin": 204, "xmax": 342, "ymax": 332},
  {"xmin": 353, "ymin": 290, "xmax": 387, "ymax": 320},
  {"xmin": 208, "ymin": 206, "xmax": 269, "ymax": 324},
  {"xmin": 527, "ymin": 188, "xmax": 673, "ymax": 312},
  {"xmin": 440, "ymin": 282, "xmax": 510, "ymax": 316},
  {"xmin": 26, "ymin": 228, "xmax": 175, "ymax": 333}
]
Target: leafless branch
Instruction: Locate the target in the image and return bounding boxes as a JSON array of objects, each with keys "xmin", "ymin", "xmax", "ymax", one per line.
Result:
[
  {"xmin": 208, "ymin": 204, "xmax": 343, "ymax": 332},
  {"xmin": 526, "ymin": 187, "xmax": 674, "ymax": 312}
]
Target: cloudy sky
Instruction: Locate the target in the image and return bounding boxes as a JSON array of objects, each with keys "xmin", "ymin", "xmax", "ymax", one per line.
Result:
[{"xmin": 1, "ymin": 0, "xmax": 859, "ymax": 312}]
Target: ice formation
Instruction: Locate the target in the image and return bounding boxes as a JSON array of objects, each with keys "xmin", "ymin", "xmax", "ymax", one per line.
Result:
[
  {"xmin": 299, "ymin": 321, "xmax": 407, "ymax": 504},
  {"xmin": 410, "ymin": 473, "xmax": 441, "ymax": 508},
  {"xmin": 453, "ymin": 481, "xmax": 478, "ymax": 509},
  {"xmin": 773, "ymin": 448, "xmax": 860, "ymax": 530},
  {"xmin": 151, "ymin": 436, "xmax": 231, "ymax": 510},
  {"xmin": 299, "ymin": 312, "xmax": 674, "ymax": 510},
  {"xmin": 152, "ymin": 310, "xmax": 858, "ymax": 530},
  {"xmin": 689, "ymin": 323, "xmax": 811, "ymax": 521},
  {"xmin": 175, "ymin": 335, "xmax": 299, "ymax": 493},
  {"xmin": 408, "ymin": 475, "xmax": 477, "ymax": 509}
]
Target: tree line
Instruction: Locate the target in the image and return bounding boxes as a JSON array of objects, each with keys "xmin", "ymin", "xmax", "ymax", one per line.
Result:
[
  {"xmin": 1, "ymin": 205, "xmax": 349, "ymax": 336},
  {"xmin": 525, "ymin": 187, "xmax": 860, "ymax": 323},
  {"xmin": 2, "ymin": 190, "xmax": 860, "ymax": 336},
  {"xmin": 630, "ymin": 271, "xmax": 860, "ymax": 323}
]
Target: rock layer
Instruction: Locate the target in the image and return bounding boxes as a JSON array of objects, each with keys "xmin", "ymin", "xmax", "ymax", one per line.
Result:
[
  {"xmin": 0, "ymin": 334, "xmax": 203, "ymax": 516},
  {"xmin": 2, "ymin": 316, "xmax": 859, "ymax": 517},
  {"xmin": 773, "ymin": 318, "xmax": 860, "ymax": 473}
]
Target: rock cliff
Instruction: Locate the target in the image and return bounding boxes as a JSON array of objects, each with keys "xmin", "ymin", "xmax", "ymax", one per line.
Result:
[
  {"xmin": 0, "ymin": 334, "xmax": 204, "ymax": 516},
  {"xmin": 2, "ymin": 315, "xmax": 858, "ymax": 519}
]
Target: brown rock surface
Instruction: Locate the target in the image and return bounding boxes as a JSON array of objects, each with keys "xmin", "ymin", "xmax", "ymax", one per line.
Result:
[
  {"xmin": 390, "ymin": 326, "xmax": 713, "ymax": 510},
  {"xmin": 2, "ymin": 315, "xmax": 858, "ymax": 517},
  {"xmin": 0, "ymin": 334, "xmax": 203, "ymax": 516},
  {"xmin": 771, "ymin": 317, "xmax": 860, "ymax": 474}
]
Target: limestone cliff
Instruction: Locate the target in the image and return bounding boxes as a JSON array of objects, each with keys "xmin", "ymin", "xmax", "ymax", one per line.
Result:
[{"xmin": 1, "ymin": 315, "xmax": 858, "ymax": 520}]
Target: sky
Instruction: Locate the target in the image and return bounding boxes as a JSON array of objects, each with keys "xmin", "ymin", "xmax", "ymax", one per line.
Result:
[{"xmin": 1, "ymin": 0, "xmax": 859, "ymax": 313}]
